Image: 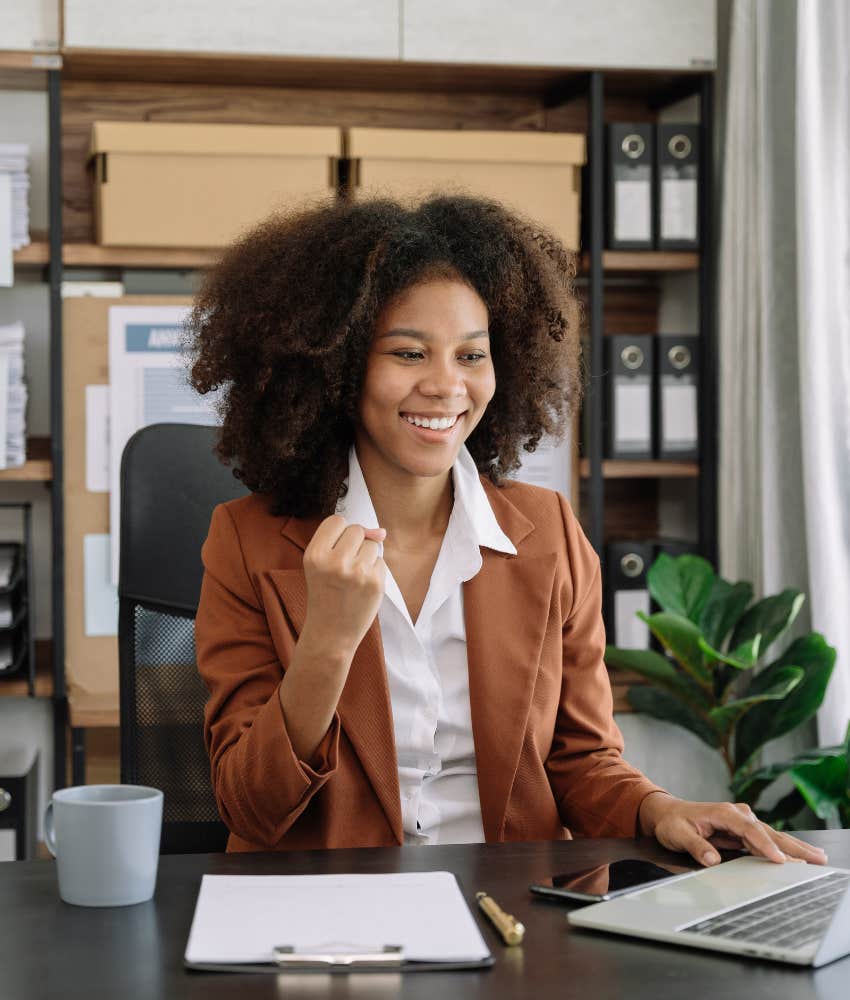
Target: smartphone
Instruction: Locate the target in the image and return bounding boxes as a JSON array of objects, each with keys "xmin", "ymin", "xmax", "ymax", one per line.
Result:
[{"xmin": 529, "ymin": 858, "xmax": 683, "ymax": 903}]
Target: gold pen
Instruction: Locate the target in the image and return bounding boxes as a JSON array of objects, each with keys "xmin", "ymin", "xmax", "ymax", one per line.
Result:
[{"xmin": 476, "ymin": 891, "xmax": 525, "ymax": 946}]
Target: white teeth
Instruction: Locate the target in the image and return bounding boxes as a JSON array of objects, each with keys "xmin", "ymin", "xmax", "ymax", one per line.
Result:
[{"xmin": 403, "ymin": 413, "xmax": 458, "ymax": 430}]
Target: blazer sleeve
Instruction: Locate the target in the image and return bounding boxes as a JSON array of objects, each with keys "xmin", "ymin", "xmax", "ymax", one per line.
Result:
[
  {"xmin": 195, "ymin": 503, "xmax": 341, "ymax": 847},
  {"xmin": 545, "ymin": 493, "xmax": 668, "ymax": 837}
]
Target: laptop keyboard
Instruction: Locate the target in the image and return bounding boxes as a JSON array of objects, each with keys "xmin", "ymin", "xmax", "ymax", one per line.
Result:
[{"xmin": 681, "ymin": 872, "xmax": 850, "ymax": 951}]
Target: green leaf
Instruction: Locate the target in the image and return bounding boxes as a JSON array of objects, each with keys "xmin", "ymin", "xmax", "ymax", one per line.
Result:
[
  {"xmin": 647, "ymin": 553, "xmax": 716, "ymax": 622},
  {"xmin": 627, "ymin": 685, "xmax": 719, "ymax": 748},
  {"xmin": 734, "ymin": 633, "xmax": 836, "ymax": 769},
  {"xmin": 698, "ymin": 633, "xmax": 762, "ymax": 671},
  {"xmin": 604, "ymin": 646, "xmax": 703, "ymax": 703},
  {"xmin": 729, "ymin": 589, "xmax": 806, "ymax": 655},
  {"xmin": 731, "ymin": 740, "xmax": 847, "ymax": 801},
  {"xmin": 790, "ymin": 756, "xmax": 849, "ymax": 824},
  {"xmin": 699, "ymin": 579, "xmax": 754, "ymax": 651},
  {"xmin": 708, "ymin": 666, "xmax": 802, "ymax": 739},
  {"xmin": 638, "ymin": 611, "xmax": 711, "ymax": 685}
]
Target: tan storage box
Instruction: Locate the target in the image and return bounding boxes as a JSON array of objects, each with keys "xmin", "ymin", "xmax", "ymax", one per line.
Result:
[
  {"xmin": 347, "ymin": 128, "xmax": 586, "ymax": 251},
  {"xmin": 90, "ymin": 122, "xmax": 343, "ymax": 248}
]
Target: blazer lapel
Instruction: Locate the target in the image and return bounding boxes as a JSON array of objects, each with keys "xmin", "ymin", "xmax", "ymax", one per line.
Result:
[
  {"xmin": 465, "ymin": 550, "xmax": 558, "ymax": 840},
  {"xmin": 274, "ymin": 518, "xmax": 402, "ymax": 841},
  {"xmin": 466, "ymin": 484, "xmax": 559, "ymax": 841}
]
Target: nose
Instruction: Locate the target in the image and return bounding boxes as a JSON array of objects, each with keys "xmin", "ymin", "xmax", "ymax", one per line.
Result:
[{"xmin": 417, "ymin": 355, "xmax": 468, "ymax": 399}]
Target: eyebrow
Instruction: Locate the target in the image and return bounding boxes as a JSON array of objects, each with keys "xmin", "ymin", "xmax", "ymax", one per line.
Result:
[{"xmin": 377, "ymin": 328, "xmax": 490, "ymax": 342}]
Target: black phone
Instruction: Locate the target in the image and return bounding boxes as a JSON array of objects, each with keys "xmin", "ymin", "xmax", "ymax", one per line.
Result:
[{"xmin": 529, "ymin": 858, "xmax": 683, "ymax": 903}]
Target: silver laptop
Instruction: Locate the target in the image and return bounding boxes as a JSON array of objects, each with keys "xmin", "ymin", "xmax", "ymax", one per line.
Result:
[{"xmin": 568, "ymin": 856, "xmax": 850, "ymax": 967}]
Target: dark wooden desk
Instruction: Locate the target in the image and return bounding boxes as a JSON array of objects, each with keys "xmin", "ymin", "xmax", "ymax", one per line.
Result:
[{"xmin": 2, "ymin": 832, "xmax": 848, "ymax": 999}]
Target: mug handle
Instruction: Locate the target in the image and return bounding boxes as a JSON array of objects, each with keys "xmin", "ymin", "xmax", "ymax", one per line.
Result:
[{"xmin": 44, "ymin": 801, "xmax": 57, "ymax": 858}]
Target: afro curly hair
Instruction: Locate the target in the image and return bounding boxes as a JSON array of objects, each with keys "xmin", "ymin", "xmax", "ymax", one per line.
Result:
[{"xmin": 185, "ymin": 192, "xmax": 584, "ymax": 518}]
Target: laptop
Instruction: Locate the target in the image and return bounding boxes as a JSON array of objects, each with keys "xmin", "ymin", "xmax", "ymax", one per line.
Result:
[{"xmin": 568, "ymin": 856, "xmax": 850, "ymax": 967}]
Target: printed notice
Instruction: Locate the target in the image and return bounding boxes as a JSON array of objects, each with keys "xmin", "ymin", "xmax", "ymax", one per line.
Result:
[{"xmin": 108, "ymin": 306, "xmax": 220, "ymax": 584}]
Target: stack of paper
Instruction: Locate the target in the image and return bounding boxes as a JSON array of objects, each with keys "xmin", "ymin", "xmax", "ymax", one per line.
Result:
[
  {"xmin": 0, "ymin": 144, "xmax": 29, "ymax": 287},
  {"xmin": 0, "ymin": 323, "xmax": 27, "ymax": 469},
  {"xmin": 0, "ymin": 144, "xmax": 30, "ymax": 251}
]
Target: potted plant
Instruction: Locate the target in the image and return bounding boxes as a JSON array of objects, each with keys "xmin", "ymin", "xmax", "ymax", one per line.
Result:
[
  {"xmin": 604, "ymin": 553, "xmax": 836, "ymax": 820},
  {"xmin": 731, "ymin": 720, "xmax": 850, "ymax": 828}
]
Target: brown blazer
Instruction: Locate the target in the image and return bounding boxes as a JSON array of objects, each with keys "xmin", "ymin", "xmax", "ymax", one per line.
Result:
[{"xmin": 196, "ymin": 477, "xmax": 666, "ymax": 853}]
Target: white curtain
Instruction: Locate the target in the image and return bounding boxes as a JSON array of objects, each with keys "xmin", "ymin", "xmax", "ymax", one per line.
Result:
[
  {"xmin": 796, "ymin": 0, "xmax": 850, "ymax": 746},
  {"xmin": 719, "ymin": 0, "xmax": 850, "ymax": 747}
]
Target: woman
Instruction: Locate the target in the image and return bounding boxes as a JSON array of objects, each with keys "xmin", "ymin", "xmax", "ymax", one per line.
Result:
[{"xmin": 188, "ymin": 194, "xmax": 825, "ymax": 867}]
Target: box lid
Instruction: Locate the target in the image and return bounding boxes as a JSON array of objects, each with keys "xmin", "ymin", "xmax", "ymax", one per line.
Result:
[
  {"xmin": 90, "ymin": 122, "xmax": 342, "ymax": 159},
  {"xmin": 347, "ymin": 127, "xmax": 586, "ymax": 165}
]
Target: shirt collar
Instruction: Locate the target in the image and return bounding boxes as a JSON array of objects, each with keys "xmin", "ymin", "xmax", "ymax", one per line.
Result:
[{"xmin": 335, "ymin": 443, "xmax": 517, "ymax": 557}]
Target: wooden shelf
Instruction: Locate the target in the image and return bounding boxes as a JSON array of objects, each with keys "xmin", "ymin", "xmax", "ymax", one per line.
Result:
[
  {"xmin": 0, "ymin": 438, "xmax": 52, "ymax": 482},
  {"xmin": 12, "ymin": 237, "xmax": 49, "ymax": 268},
  {"xmin": 579, "ymin": 251, "xmax": 700, "ymax": 273},
  {"xmin": 15, "ymin": 243, "xmax": 702, "ymax": 274},
  {"xmin": 580, "ymin": 459, "xmax": 699, "ymax": 479},
  {"xmin": 64, "ymin": 243, "xmax": 222, "ymax": 269},
  {"xmin": 61, "ymin": 47, "xmax": 705, "ymax": 101},
  {"xmin": 0, "ymin": 50, "xmax": 61, "ymax": 91},
  {"xmin": 0, "ymin": 640, "xmax": 54, "ymax": 698},
  {"xmin": 69, "ymin": 695, "xmax": 119, "ymax": 729},
  {"xmin": 16, "ymin": 241, "xmax": 220, "ymax": 270}
]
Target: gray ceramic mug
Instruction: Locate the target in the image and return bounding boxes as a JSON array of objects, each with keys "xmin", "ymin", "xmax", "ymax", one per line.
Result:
[{"xmin": 44, "ymin": 784, "xmax": 163, "ymax": 906}]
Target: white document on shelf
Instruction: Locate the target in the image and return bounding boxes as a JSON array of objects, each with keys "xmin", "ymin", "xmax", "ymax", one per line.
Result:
[
  {"xmin": 507, "ymin": 429, "xmax": 575, "ymax": 502},
  {"xmin": 0, "ymin": 352, "xmax": 8, "ymax": 469},
  {"xmin": 84, "ymin": 534, "xmax": 118, "ymax": 637},
  {"xmin": 85, "ymin": 385, "xmax": 110, "ymax": 492},
  {"xmin": 0, "ymin": 174, "xmax": 12, "ymax": 288},
  {"xmin": 108, "ymin": 305, "xmax": 220, "ymax": 585},
  {"xmin": 184, "ymin": 871, "xmax": 491, "ymax": 967}
]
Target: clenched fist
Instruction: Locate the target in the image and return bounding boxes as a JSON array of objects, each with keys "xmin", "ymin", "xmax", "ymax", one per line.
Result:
[{"xmin": 301, "ymin": 514, "xmax": 388, "ymax": 661}]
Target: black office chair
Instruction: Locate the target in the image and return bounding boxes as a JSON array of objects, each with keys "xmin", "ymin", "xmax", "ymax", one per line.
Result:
[{"xmin": 118, "ymin": 423, "xmax": 248, "ymax": 854}]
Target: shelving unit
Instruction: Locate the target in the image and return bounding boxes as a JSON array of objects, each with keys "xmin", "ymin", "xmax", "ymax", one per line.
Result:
[
  {"xmin": 3, "ymin": 43, "xmax": 714, "ymax": 783},
  {"xmin": 0, "ymin": 53, "xmax": 67, "ymax": 792}
]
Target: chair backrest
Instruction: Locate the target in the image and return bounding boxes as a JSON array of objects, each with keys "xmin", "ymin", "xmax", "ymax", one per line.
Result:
[{"xmin": 118, "ymin": 423, "xmax": 248, "ymax": 853}]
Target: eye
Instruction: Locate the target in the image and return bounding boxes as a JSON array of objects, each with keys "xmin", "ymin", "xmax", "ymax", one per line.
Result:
[{"xmin": 392, "ymin": 350, "xmax": 424, "ymax": 360}]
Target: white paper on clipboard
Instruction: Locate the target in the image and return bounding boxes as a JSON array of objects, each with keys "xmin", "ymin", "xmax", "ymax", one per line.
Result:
[{"xmin": 184, "ymin": 871, "xmax": 491, "ymax": 968}]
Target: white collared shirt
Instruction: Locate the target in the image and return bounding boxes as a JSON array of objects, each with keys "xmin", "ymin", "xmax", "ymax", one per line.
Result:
[{"xmin": 335, "ymin": 443, "xmax": 516, "ymax": 844}]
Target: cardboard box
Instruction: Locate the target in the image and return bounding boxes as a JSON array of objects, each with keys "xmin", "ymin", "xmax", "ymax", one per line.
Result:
[
  {"xmin": 347, "ymin": 128, "xmax": 586, "ymax": 251},
  {"xmin": 63, "ymin": 294, "xmax": 193, "ymax": 728},
  {"xmin": 90, "ymin": 122, "xmax": 343, "ymax": 248}
]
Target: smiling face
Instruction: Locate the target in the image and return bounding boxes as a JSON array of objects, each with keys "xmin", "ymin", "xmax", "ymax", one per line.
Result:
[{"xmin": 354, "ymin": 277, "xmax": 496, "ymax": 486}]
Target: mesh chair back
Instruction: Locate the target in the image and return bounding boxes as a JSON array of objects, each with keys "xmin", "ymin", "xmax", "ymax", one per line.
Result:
[{"xmin": 118, "ymin": 423, "xmax": 248, "ymax": 853}]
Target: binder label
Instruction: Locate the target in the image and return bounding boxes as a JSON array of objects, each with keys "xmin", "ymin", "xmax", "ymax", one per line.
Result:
[
  {"xmin": 614, "ymin": 180, "xmax": 652, "ymax": 242},
  {"xmin": 615, "ymin": 379, "xmax": 652, "ymax": 451},
  {"xmin": 661, "ymin": 382, "xmax": 698, "ymax": 447},
  {"xmin": 660, "ymin": 177, "xmax": 697, "ymax": 241}
]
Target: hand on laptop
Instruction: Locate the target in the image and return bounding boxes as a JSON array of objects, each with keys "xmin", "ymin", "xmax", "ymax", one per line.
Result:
[{"xmin": 638, "ymin": 792, "xmax": 829, "ymax": 867}]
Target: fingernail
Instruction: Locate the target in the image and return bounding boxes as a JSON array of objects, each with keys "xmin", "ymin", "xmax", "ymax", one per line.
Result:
[{"xmin": 702, "ymin": 851, "xmax": 719, "ymax": 866}]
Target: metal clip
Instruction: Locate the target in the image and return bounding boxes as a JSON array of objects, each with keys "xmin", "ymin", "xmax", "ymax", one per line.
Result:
[{"xmin": 272, "ymin": 944, "xmax": 404, "ymax": 968}]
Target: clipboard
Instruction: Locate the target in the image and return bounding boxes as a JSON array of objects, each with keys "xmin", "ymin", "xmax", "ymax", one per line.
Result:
[{"xmin": 184, "ymin": 871, "xmax": 495, "ymax": 974}]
